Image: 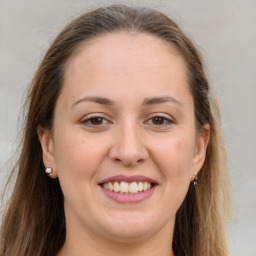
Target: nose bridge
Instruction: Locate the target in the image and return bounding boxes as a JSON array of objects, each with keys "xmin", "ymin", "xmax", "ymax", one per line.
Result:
[{"xmin": 109, "ymin": 118, "xmax": 148, "ymax": 166}]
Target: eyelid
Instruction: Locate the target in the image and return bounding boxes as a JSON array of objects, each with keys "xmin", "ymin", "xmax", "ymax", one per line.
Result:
[
  {"xmin": 81, "ymin": 113, "xmax": 112, "ymax": 127},
  {"xmin": 80, "ymin": 113, "xmax": 175, "ymax": 129},
  {"xmin": 144, "ymin": 113, "xmax": 175, "ymax": 126}
]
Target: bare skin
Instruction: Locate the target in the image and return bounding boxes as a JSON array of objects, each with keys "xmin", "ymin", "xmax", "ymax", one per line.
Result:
[{"xmin": 38, "ymin": 32, "xmax": 209, "ymax": 256}]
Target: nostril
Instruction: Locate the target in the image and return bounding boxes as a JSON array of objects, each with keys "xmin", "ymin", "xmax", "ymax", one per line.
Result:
[{"xmin": 108, "ymin": 139, "xmax": 149, "ymax": 166}]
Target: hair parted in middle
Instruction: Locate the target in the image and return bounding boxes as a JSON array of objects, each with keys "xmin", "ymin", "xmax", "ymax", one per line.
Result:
[{"xmin": 0, "ymin": 4, "xmax": 230, "ymax": 256}]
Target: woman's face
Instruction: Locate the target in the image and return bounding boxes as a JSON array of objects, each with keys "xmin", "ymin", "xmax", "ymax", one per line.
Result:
[{"xmin": 40, "ymin": 32, "xmax": 209, "ymax": 243}]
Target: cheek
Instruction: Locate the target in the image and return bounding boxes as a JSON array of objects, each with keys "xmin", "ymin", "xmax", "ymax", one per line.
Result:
[
  {"xmin": 152, "ymin": 133, "xmax": 195, "ymax": 182},
  {"xmin": 148, "ymin": 133, "xmax": 195, "ymax": 217},
  {"xmin": 53, "ymin": 129, "xmax": 107, "ymax": 180},
  {"xmin": 52, "ymin": 129, "xmax": 110, "ymax": 213}
]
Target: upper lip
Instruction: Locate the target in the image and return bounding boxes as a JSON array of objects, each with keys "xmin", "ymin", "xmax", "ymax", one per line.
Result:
[{"xmin": 99, "ymin": 175, "xmax": 158, "ymax": 184}]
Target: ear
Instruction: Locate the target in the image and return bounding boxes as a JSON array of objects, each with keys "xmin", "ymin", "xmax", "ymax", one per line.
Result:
[
  {"xmin": 191, "ymin": 124, "xmax": 210, "ymax": 181},
  {"xmin": 37, "ymin": 125, "xmax": 58, "ymax": 178}
]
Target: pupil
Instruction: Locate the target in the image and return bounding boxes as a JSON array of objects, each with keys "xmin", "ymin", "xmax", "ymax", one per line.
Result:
[
  {"xmin": 91, "ymin": 117, "xmax": 103, "ymax": 125},
  {"xmin": 153, "ymin": 117, "xmax": 164, "ymax": 125}
]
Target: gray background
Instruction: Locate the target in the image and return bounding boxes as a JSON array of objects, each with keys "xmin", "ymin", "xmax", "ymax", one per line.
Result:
[{"xmin": 0, "ymin": 1, "xmax": 256, "ymax": 255}]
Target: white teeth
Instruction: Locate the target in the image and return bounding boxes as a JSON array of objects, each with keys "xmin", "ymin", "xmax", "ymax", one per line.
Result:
[
  {"xmin": 129, "ymin": 182, "xmax": 139, "ymax": 193},
  {"xmin": 114, "ymin": 182, "xmax": 120, "ymax": 192},
  {"xmin": 102, "ymin": 181, "xmax": 153, "ymax": 194},
  {"xmin": 103, "ymin": 183, "xmax": 109, "ymax": 189},
  {"xmin": 108, "ymin": 182, "xmax": 114, "ymax": 191},
  {"xmin": 120, "ymin": 182, "xmax": 129, "ymax": 193},
  {"xmin": 138, "ymin": 182, "xmax": 143, "ymax": 192},
  {"xmin": 143, "ymin": 182, "xmax": 148, "ymax": 191}
]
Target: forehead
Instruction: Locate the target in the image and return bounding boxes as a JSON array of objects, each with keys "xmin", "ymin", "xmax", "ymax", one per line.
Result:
[
  {"xmin": 68, "ymin": 31, "xmax": 182, "ymax": 62},
  {"xmin": 61, "ymin": 32, "xmax": 191, "ymax": 106},
  {"xmin": 64, "ymin": 31, "xmax": 187, "ymax": 79}
]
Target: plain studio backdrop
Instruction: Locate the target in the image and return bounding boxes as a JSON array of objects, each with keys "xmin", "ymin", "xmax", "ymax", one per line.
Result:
[{"xmin": 0, "ymin": 1, "xmax": 255, "ymax": 255}]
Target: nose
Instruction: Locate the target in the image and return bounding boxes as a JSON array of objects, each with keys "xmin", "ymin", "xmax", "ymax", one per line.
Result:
[{"xmin": 109, "ymin": 122, "xmax": 149, "ymax": 167}]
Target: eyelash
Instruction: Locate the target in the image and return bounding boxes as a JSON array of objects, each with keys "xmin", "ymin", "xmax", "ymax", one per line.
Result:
[
  {"xmin": 81, "ymin": 115, "xmax": 110, "ymax": 127},
  {"xmin": 81, "ymin": 114, "xmax": 174, "ymax": 128},
  {"xmin": 144, "ymin": 115, "xmax": 174, "ymax": 127}
]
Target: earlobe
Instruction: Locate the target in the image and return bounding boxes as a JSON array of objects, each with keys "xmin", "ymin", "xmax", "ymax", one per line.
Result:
[
  {"xmin": 192, "ymin": 124, "xmax": 210, "ymax": 180},
  {"xmin": 37, "ymin": 125, "xmax": 58, "ymax": 178}
]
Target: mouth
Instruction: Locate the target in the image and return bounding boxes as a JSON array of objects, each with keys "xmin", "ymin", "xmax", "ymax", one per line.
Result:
[
  {"xmin": 98, "ymin": 175, "xmax": 158, "ymax": 203},
  {"xmin": 100, "ymin": 181, "xmax": 156, "ymax": 194}
]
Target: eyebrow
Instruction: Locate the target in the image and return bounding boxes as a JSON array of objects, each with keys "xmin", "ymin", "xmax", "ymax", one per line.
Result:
[
  {"xmin": 142, "ymin": 96, "xmax": 182, "ymax": 106},
  {"xmin": 72, "ymin": 96, "xmax": 114, "ymax": 108},
  {"xmin": 71, "ymin": 95, "xmax": 182, "ymax": 108}
]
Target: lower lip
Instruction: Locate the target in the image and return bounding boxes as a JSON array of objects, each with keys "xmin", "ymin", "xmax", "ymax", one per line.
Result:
[{"xmin": 99, "ymin": 185, "xmax": 157, "ymax": 204}]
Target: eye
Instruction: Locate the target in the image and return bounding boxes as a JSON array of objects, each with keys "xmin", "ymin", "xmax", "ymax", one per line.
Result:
[
  {"xmin": 151, "ymin": 116, "xmax": 167, "ymax": 125},
  {"xmin": 145, "ymin": 115, "xmax": 174, "ymax": 127},
  {"xmin": 81, "ymin": 116, "xmax": 110, "ymax": 127}
]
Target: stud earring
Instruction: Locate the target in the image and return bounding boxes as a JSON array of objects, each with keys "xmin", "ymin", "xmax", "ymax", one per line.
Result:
[
  {"xmin": 45, "ymin": 167, "xmax": 53, "ymax": 177},
  {"xmin": 193, "ymin": 171, "xmax": 198, "ymax": 186}
]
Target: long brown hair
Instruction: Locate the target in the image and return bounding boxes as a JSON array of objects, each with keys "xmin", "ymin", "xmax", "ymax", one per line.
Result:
[{"xmin": 0, "ymin": 4, "xmax": 230, "ymax": 256}]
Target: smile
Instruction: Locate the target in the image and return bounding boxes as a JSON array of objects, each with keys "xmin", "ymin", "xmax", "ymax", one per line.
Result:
[
  {"xmin": 99, "ymin": 175, "xmax": 158, "ymax": 203},
  {"xmin": 102, "ymin": 181, "xmax": 152, "ymax": 194}
]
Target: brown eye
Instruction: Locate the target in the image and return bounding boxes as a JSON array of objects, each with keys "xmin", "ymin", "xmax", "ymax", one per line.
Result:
[
  {"xmin": 145, "ymin": 115, "xmax": 174, "ymax": 127},
  {"xmin": 82, "ymin": 116, "xmax": 109, "ymax": 127},
  {"xmin": 152, "ymin": 117, "xmax": 165, "ymax": 125},
  {"xmin": 90, "ymin": 117, "xmax": 104, "ymax": 125}
]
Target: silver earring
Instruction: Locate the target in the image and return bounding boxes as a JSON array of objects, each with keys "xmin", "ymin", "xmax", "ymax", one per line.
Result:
[
  {"xmin": 193, "ymin": 171, "xmax": 198, "ymax": 186},
  {"xmin": 45, "ymin": 167, "xmax": 53, "ymax": 177}
]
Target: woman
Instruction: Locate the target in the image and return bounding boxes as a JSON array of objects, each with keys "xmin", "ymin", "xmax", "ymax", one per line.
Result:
[{"xmin": 0, "ymin": 4, "xmax": 230, "ymax": 256}]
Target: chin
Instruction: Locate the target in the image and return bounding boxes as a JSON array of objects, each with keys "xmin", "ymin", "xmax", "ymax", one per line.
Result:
[
  {"xmin": 97, "ymin": 211, "xmax": 162, "ymax": 242},
  {"xmin": 103, "ymin": 226, "xmax": 153, "ymax": 243}
]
